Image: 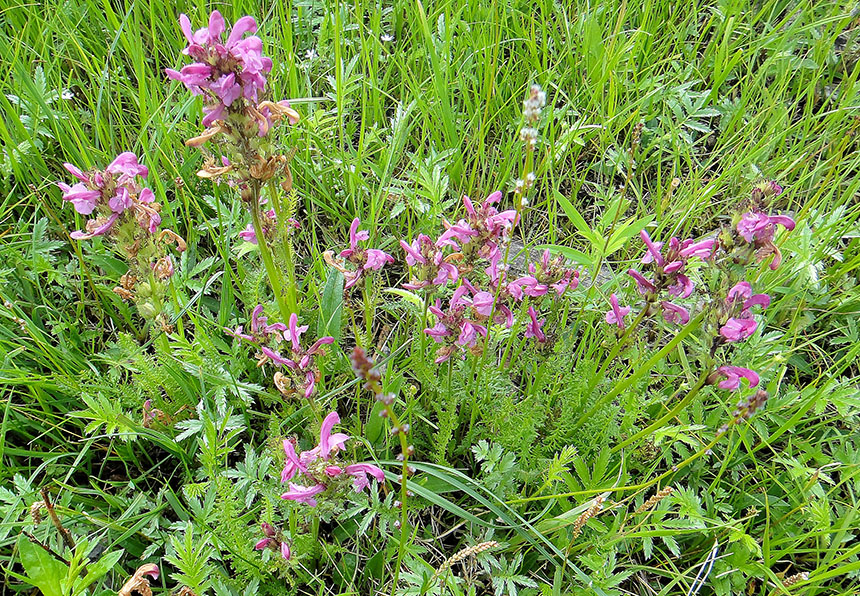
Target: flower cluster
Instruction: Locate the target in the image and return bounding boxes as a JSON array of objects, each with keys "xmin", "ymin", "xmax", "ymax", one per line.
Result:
[
  {"xmin": 509, "ymin": 249, "xmax": 579, "ymax": 299},
  {"xmin": 280, "ymin": 411, "xmax": 385, "ymax": 506},
  {"xmin": 166, "ymin": 11, "xmax": 273, "ymax": 128},
  {"xmin": 59, "ymin": 153, "xmax": 161, "ymax": 240},
  {"xmin": 437, "ymin": 191, "xmax": 518, "ymax": 265},
  {"xmin": 338, "ymin": 218, "xmax": 395, "ymax": 289},
  {"xmin": 424, "ymin": 286, "xmax": 490, "ymax": 363},
  {"xmin": 398, "ymin": 193, "xmax": 577, "ymax": 360},
  {"xmin": 167, "ymin": 10, "xmax": 299, "ymax": 193},
  {"xmin": 399, "ymin": 234, "xmax": 459, "ymax": 290},
  {"xmin": 229, "ymin": 309, "xmax": 333, "ymax": 399},
  {"xmin": 718, "ymin": 281, "xmax": 770, "ymax": 343}
]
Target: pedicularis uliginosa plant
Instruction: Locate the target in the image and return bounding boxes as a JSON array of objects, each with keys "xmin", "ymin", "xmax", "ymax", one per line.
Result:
[{"xmin": 34, "ymin": 7, "xmax": 822, "ymax": 596}]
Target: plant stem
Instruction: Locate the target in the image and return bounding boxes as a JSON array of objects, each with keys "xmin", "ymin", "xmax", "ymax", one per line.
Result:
[{"xmin": 250, "ymin": 186, "xmax": 292, "ymax": 321}]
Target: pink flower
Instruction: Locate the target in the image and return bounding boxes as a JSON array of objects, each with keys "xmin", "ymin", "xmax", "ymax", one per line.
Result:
[
  {"xmin": 340, "ymin": 218, "xmax": 394, "ymax": 289},
  {"xmin": 736, "ymin": 211, "xmax": 796, "ymax": 270},
  {"xmin": 720, "ymin": 317, "xmax": 758, "ymax": 342},
  {"xmin": 255, "ymin": 538, "xmax": 274, "ymax": 550},
  {"xmin": 737, "ymin": 212, "xmax": 795, "ymax": 243},
  {"xmin": 280, "ymin": 542, "xmax": 291, "ymax": 560},
  {"xmin": 604, "ymin": 293, "xmax": 631, "ymax": 328},
  {"xmin": 437, "ymin": 191, "xmax": 517, "ymax": 262},
  {"xmin": 166, "ymin": 11, "xmax": 274, "ymax": 125},
  {"xmin": 59, "ymin": 154, "xmax": 160, "ymax": 239},
  {"xmin": 279, "ymin": 411, "xmax": 384, "ymax": 506},
  {"xmin": 57, "ymin": 182, "xmax": 100, "ymax": 215},
  {"xmin": 627, "ymin": 269, "xmax": 656, "ymax": 295},
  {"xmin": 249, "ymin": 313, "xmax": 333, "ymax": 398},
  {"xmin": 715, "ymin": 366, "xmax": 760, "ymax": 391},
  {"xmin": 280, "ymin": 483, "xmax": 326, "ymax": 506},
  {"xmin": 343, "ymin": 463, "xmax": 386, "ymax": 492},
  {"xmin": 525, "ymin": 306, "xmax": 546, "ymax": 342},
  {"xmin": 424, "ymin": 286, "xmax": 488, "ymax": 362},
  {"xmin": 400, "ymin": 234, "xmax": 458, "ymax": 290},
  {"xmin": 661, "ymin": 301, "xmax": 690, "ymax": 325},
  {"xmin": 510, "ymin": 250, "xmax": 578, "ymax": 299},
  {"xmin": 239, "ymin": 209, "xmax": 276, "ymax": 244}
]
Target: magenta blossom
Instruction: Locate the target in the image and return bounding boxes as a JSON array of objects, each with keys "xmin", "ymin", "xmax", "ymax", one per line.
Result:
[
  {"xmin": 166, "ymin": 11, "xmax": 274, "ymax": 127},
  {"xmin": 605, "ymin": 293, "xmax": 631, "ymax": 329},
  {"xmin": 260, "ymin": 313, "xmax": 334, "ymax": 398},
  {"xmin": 437, "ymin": 191, "xmax": 517, "ymax": 263},
  {"xmin": 525, "ymin": 306, "xmax": 546, "ymax": 342},
  {"xmin": 736, "ymin": 211, "xmax": 796, "ymax": 270},
  {"xmin": 713, "ymin": 366, "xmax": 760, "ymax": 391},
  {"xmin": 661, "ymin": 301, "xmax": 690, "ymax": 325},
  {"xmin": 227, "ymin": 304, "xmax": 288, "ymax": 344},
  {"xmin": 279, "ymin": 411, "xmax": 385, "ymax": 507},
  {"xmin": 239, "ymin": 209, "xmax": 276, "ymax": 244},
  {"xmin": 719, "ymin": 281, "xmax": 770, "ymax": 343},
  {"xmin": 424, "ymin": 285, "xmax": 489, "ymax": 363},
  {"xmin": 509, "ymin": 250, "xmax": 579, "ymax": 299},
  {"xmin": 339, "ymin": 218, "xmax": 394, "ymax": 289},
  {"xmin": 58, "ymin": 153, "xmax": 161, "ymax": 240},
  {"xmin": 399, "ymin": 234, "xmax": 459, "ymax": 290},
  {"xmin": 628, "ymin": 230, "xmax": 713, "ymax": 300}
]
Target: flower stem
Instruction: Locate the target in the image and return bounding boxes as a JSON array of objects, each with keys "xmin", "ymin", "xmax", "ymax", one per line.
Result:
[{"xmin": 250, "ymin": 186, "xmax": 292, "ymax": 321}]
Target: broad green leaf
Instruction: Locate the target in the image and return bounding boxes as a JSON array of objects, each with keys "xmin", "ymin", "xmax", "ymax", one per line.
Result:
[
  {"xmin": 554, "ymin": 190, "xmax": 599, "ymax": 245},
  {"xmin": 17, "ymin": 535, "xmax": 67, "ymax": 596},
  {"xmin": 318, "ymin": 268, "xmax": 345, "ymax": 343}
]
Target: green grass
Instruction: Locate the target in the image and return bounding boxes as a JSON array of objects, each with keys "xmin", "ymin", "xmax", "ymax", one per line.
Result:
[{"xmin": 1, "ymin": 0, "xmax": 860, "ymax": 595}]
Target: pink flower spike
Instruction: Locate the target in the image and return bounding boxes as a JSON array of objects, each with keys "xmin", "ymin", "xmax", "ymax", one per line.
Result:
[
  {"xmin": 716, "ymin": 366, "xmax": 760, "ymax": 391},
  {"xmin": 280, "ymin": 483, "xmax": 326, "ymax": 506},
  {"xmin": 661, "ymin": 301, "xmax": 690, "ymax": 325},
  {"xmin": 605, "ymin": 293, "xmax": 631, "ymax": 329}
]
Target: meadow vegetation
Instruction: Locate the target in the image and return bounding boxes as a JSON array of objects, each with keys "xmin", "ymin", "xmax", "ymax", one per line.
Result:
[{"xmin": 1, "ymin": 1, "xmax": 860, "ymax": 595}]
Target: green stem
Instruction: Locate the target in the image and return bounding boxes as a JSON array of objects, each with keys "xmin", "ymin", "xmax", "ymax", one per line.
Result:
[{"xmin": 251, "ymin": 188, "xmax": 292, "ymax": 322}]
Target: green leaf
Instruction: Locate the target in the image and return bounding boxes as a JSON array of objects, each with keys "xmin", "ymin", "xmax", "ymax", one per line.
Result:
[
  {"xmin": 72, "ymin": 550, "xmax": 123, "ymax": 596},
  {"xmin": 16, "ymin": 535, "xmax": 67, "ymax": 596},
  {"xmin": 554, "ymin": 190, "xmax": 599, "ymax": 245},
  {"xmin": 534, "ymin": 245, "xmax": 592, "ymax": 268},
  {"xmin": 318, "ymin": 268, "xmax": 345, "ymax": 343}
]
